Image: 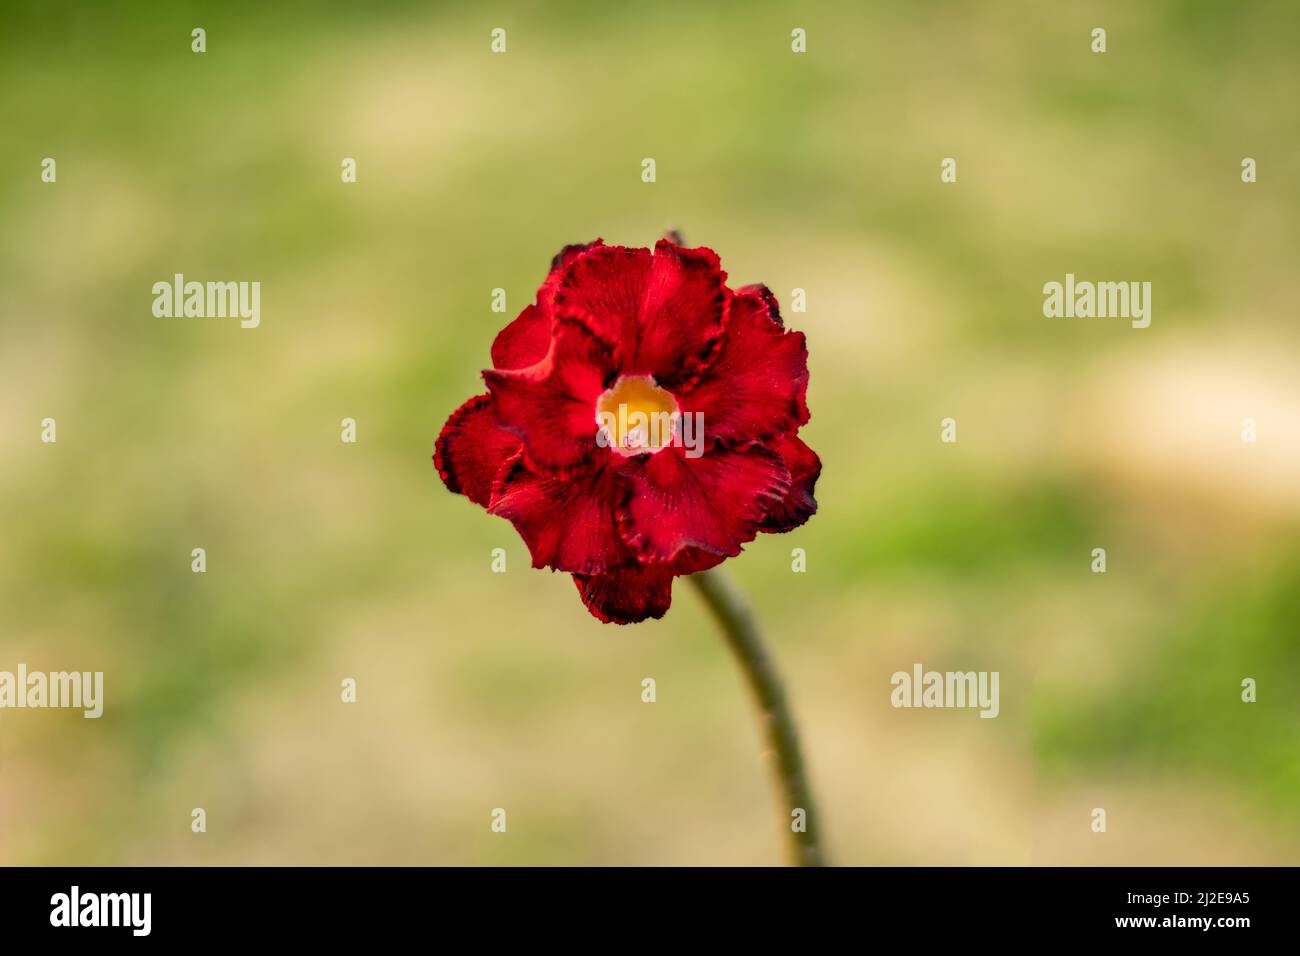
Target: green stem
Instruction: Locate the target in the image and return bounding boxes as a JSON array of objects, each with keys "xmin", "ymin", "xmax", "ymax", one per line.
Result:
[{"xmin": 689, "ymin": 568, "xmax": 826, "ymax": 866}]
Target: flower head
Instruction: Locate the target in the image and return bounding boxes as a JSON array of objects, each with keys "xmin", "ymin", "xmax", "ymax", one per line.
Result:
[{"xmin": 435, "ymin": 238, "xmax": 820, "ymax": 623}]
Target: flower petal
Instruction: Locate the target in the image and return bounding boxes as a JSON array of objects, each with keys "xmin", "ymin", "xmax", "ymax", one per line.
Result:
[
  {"xmin": 630, "ymin": 240, "xmax": 727, "ymax": 387},
  {"xmin": 490, "ymin": 304, "xmax": 550, "ymax": 370},
  {"xmin": 488, "ymin": 452, "xmax": 630, "ymax": 573},
  {"xmin": 621, "ymin": 445, "xmax": 790, "ymax": 563},
  {"xmin": 552, "ymin": 240, "xmax": 726, "ymax": 387},
  {"xmin": 548, "ymin": 239, "xmax": 606, "ymax": 277},
  {"xmin": 433, "ymin": 394, "xmax": 522, "ymax": 508},
  {"xmin": 490, "ymin": 241, "xmax": 606, "ymax": 371},
  {"xmin": 483, "ymin": 317, "xmax": 616, "ymax": 471},
  {"xmin": 733, "ymin": 282, "xmax": 785, "ymax": 329},
  {"xmin": 759, "ymin": 431, "xmax": 821, "ymax": 530},
  {"xmin": 761, "ymin": 433, "xmax": 821, "ymax": 532},
  {"xmin": 573, "ymin": 564, "xmax": 674, "ymax": 624},
  {"xmin": 672, "ymin": 548, "xmax": 728, "ymax": 575},
  {"xmin": 678, "ymin": 284, "xmax": 809, "ymax": 447},
  {"xmin": 552, "ymin": 244, "xmax": 651, "ymax": 359}
]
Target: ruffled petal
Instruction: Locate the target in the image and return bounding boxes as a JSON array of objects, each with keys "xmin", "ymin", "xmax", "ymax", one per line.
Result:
[
  {"xmin": 630, "ymin": 240, "xmax": 726, "ymax": 387},
  {"xmin": 433, "ymin": 394, "xmax": 522, "ymax": 508},
  {"xmin": 490, "ymin": 304, "xmax": 551, "ymax": 370},
  {"xmin": 733, "ymin": 282, "xmax": 785, "ymax": 329},
  {"xmin": 491, "ymin": 241, "xmax": 607, "ymax": 371},
  {"xmin": 552, "ymin": 241, "xmax": 726, "ymax": 387},
  {"xmin": 483, "ymin": 317, "xmax": 616, "ymax": 471},
  {"xmin": 678, "ymin": 284, "xmax": 809, "ymax": 447},
  {"xmin": 620, "ymin": 445, "xmax": 790, "ymax": 563},
  {"xmin": 573, "ymin": 563, "xmax": 674, "ymax": 624},
  {"xmin": 547, "ymin": 239, "xmax": 605, "ymax": 278},
  {"xmin": 488, "ymin": 452, "xmax": 630, "ymax": 573},
  {"xmin": 552, "ymin": 244, "xmax": 651, "ymax": 359},
  {"xmin": 761, "ymin": 433, "xmax": 821, "ymax": 532},
  {"xmin": 671, "ymin": 547, "xmax": 728, "ymax": 575}
]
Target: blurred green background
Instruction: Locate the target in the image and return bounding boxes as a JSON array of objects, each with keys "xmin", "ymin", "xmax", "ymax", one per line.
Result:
[{"xmin": 1, "ymin": 0, "xmax": 1298, "ymax": 865}]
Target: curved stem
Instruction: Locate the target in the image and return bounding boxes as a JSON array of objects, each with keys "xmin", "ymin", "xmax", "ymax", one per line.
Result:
[{"xmin": 688, "ymin": 568, "xmax": 826, "ymax": 866}]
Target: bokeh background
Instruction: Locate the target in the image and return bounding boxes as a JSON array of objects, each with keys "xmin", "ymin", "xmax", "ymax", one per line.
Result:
[{"xmin": 1, "ymin": 0, "xmax": 1297, "ymax": 865}]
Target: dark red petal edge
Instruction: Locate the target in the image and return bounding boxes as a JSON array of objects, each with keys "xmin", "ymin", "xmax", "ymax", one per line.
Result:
[
  {"xmin": 490, "ymin": 240, "xmax": 607, "ymax": 371},
  {"xmin": 549, "ymin": 239, "xmax": 605, "ymax": 275},
  {"xmin": 630, "ymin": 240, "xmax": 728, "ymax": 388},
  {"xmin": 760, "ymin": 433, "xmax": 821, "ymax": 533},
  {"xmin": 433, "ymin": 394, "xmax": 522, "ymax": 508},
  {"xmin": 677, "ymin": 284, "xmax": 809, "ymax": 447},
  {"xmin": 572, "ymin": 563, "xmax": 674, "ymax": 624},
  {"xmin": 490, "ymin": 304, "xmax": 551, "ymax": 371},
  {"xmin": 620, "ymin": 443, "xmax": 792, "ymax": 565},
  {"xmin": 482, "ymin": 317, "xmax": 616, "ymax": 472},
  {"xmin": 551, "ymin": 243, "xmax": 653, "ymax": 362},
  {"xmin": 734, "ymin": 282, "xmax": 785, "ymax": 330},
  {"xmin": 487, "ymin": 450, "xmax": 630, "ymax": 574},
  {"xmin": 549, "ymin": 240, "xmax": 727, "ymax": 389}
]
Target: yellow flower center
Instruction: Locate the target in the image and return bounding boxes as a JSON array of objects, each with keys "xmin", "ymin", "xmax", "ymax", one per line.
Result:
[{"xmin": 594, "ymin": 375, "xmax": 679, "ymax": 456}]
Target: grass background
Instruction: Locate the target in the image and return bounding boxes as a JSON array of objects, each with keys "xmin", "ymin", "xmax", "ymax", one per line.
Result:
[{"xmin": 1, "ymin": 0, "xmax": 1297, "ymax": 864}]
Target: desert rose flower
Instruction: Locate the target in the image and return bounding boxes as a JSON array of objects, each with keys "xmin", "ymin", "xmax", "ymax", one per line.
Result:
[
  {"xmin": 434, "ymin": 236, "xmax": 825, "ymax": 865},
  {"xmin": 435, "ymin": 238, "xmax": 820, "ymax": 624}
]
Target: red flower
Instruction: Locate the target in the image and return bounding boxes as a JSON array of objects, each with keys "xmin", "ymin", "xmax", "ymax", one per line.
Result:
[{"xmin": 434, "ymin": 238, "xmax": 820, "ymax": 624}]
